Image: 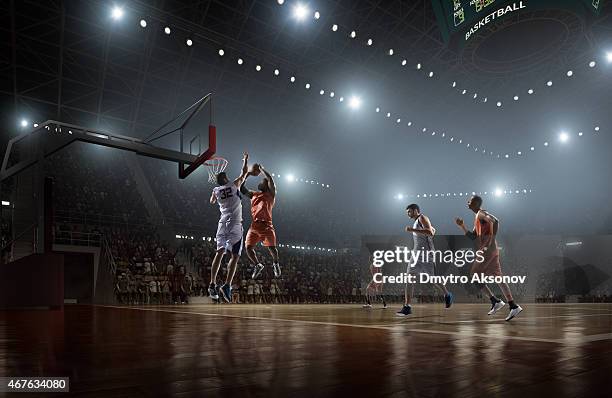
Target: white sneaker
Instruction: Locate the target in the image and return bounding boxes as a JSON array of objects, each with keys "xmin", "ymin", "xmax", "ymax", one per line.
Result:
[
  {"xmin": 362, "ymin": 304, "xmax": 372, "ymax": 309},
  {"xmin": 505, "ymin": 305, "xmax": 523, "ymax": 321},
  {"xmin": 273, "ymin": 263, "xmax": 281, "ymax": 278},
  {"xmin": 251, "ymin": 263, "xmax": 264, "ymax": 279},
  {"xmin": 487, "ymin": 300, "xmax": 506, "ymax": 315}
]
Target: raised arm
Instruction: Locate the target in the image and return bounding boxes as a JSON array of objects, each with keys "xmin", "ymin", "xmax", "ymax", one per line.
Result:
[
  {"xmin": 260, "ymin": 165, "xmax": 276, "ymax": 197},
  {"xmin": 240, "ymin": 175, "xmax": 254, "ymax": 199},
  {"xmin": 233, "ymin": 151, "xmax": 249, "ymax": 187},
  {"xmin": 209, "ymin": 190, "xmax": 217, "ymax": 204}
]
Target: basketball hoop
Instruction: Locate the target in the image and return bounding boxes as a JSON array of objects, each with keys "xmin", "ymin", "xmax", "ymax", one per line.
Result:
[{"xmin": 204, "ymin": 156, "xmax": 228, "ymax": 183}]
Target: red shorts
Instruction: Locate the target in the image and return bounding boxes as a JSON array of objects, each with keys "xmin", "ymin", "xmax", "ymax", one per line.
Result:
[
  {"xmin": 471, "ymin": 252, "xmax": 502, "ymax": 276},
  {"xmin": 245, "ymin": 222, "xmax": 276, "ymax": 247}
]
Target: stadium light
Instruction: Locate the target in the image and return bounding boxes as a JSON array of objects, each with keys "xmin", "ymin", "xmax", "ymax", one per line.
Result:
[
  {"xmin": 293, "ymin": 3, "xmax": 309, "ymax": 20},
  {"xmin": 218, "ymin": 49, "xmax": 224, "ymax": 56},
  {"xmin": 348, "ymin": 96, "xmax": 361, "ymax": 109},
  {"xmin": 286, "ymin": 174, "xmax": 295, "ymax": 182},
  {"xmin": 494, "ymin": 188, "xmax": 503, "ymax": 197},
  {"xmin": 1, "ymin": 201, "xmax": 10, "ymax": 206},
  {"xmin": 607, "ymin": 51, "xmax": 612, "ymax": 63},
  {"xmin": 111, "ymin": 6, "xmax": 124, "ymax": 20},
  {"xmin": 139, "ymin": 19, "xmax": 147, "ymax": 28},
  {"xmin": 396, "ymin": 194, "xmax": 404, "ymax": 200},
  {"xmin": 559, "ymin": 132, "xmax": 569, "ymax": 143},
  {"xmin": 186, "ymin": 39, "xmax": 193, "ymax": 46},
  {"xmin": 20, "ymin": 119, "xmax": 28, "ymax": 128},
  {"xmin": 164, "ymin": 26, "xmax": 171, "ymax": 34}
]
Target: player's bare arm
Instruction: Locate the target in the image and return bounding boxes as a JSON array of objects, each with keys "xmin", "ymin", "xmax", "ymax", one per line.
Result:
[
  {"xmin": 260, "ymin": 166, "xmax": 276, "ymax": 197},
  {"xmin": 486, "ymin": 211, "xmax": 500, "ymax": 236},
  {"xmin": 406, "ymin": 215, "xmax": 435, "ymax": 236},
  {"xmin": 479, "ymin": 210, "xmax": 499, "ymax": 248},
  {"xmin": 233, "ymin": 151, "xmax": 249, "ymax": 187},
  {"xmin": 240, "ymin": 179, "xmax": 255, "ymax": 199},
  {"xmin": 455, "ymin": 217, "xmax": 476, "ymax": 240},
  {"xmin": 209, "ymin": 190, "xmax": 217, "ymax": 204}
]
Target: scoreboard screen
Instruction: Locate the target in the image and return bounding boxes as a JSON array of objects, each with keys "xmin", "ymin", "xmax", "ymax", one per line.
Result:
[{"xmin": 432, "ymin": 0, "xmax": 603, "ymax": 43}]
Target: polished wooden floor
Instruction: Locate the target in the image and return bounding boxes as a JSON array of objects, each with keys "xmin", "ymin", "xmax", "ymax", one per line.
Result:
[{"xmin": 1, "ymin": 303, "xmax": 611, "ymax": 397}]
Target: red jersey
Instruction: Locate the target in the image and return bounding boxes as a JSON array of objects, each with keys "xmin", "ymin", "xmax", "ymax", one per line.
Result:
[
  {"xmin": 474, "ymin": 210, "xmax": 497, "ymax": 252},
  {"xmin": 251, "ymin": 192, "xmax": 275, "ymax": 223}
]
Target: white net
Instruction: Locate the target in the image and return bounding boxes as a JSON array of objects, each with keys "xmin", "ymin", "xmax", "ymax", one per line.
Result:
[{"xmin": 204, "ymin": 157, "xmax": 228, "ymax": 183}]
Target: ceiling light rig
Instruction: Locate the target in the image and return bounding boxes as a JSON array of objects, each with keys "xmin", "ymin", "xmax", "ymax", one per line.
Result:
[
  {"xmin": 409, "ymin": 188, "xmax": 533, "ymax": 200},
  {"xmin": 271, "ymin": 3, "xmax": 607, "ymax": 110},
  {"xmin": 133, "ymin": 16, "xmax": 605, "ymax": 161}
]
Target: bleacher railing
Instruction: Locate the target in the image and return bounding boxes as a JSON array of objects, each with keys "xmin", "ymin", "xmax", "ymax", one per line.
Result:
[{"xmin": 53, "ymin": 230, "xmax": 101, "ymax": 247}]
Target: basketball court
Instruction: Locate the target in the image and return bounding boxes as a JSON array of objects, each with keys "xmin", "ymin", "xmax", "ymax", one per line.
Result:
[{"xmin": 2, "ymin": 303, "xmax": 611, "ymax": 397}]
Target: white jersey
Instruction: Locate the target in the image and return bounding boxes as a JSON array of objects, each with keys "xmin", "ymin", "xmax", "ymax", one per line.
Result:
[{"xmin": 213, "ymin": 183, "xmax": 243, "ymax": 223}]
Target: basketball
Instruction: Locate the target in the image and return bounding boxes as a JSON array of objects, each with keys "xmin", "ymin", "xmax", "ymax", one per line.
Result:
[{"xmin": 250, "ymin": 163, "xmax": 261, "ymax": 176}]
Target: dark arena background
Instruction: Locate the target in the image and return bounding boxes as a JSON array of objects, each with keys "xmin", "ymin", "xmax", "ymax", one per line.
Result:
[{"xmin": 1, "ymin": 0, "xmax": 612, "ymax": 397}]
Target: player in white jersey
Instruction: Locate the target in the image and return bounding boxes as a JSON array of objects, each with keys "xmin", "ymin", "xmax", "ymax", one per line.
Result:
[
  {"xmin": 396, "ymin": 204, "xmax": 453, "ymax": 316},
  {"xmin": 208, "ymin": 151, "xmax": 249, "ymax": 303}
]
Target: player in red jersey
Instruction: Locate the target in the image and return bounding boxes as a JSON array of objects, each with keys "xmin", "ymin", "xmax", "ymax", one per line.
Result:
[
  {"xmin": 455, "ymin": 195, "xmax": 523, "ymax": 321},
  {"xmin": 240, "ymin": 164, "xmax": 281, "ymax": 279}
]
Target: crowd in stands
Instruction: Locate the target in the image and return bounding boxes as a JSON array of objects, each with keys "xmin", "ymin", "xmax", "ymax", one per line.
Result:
[
  {"xmin": 48, "ymin": 145, "xmax": 148, "ymax": 223},
  {"xmin": 109, "ymin": 231, "xmax": 369, "ymax": 305},
  {"xmin": 140, "ymin": 158, "xmax": 361, "ymax": 246}
]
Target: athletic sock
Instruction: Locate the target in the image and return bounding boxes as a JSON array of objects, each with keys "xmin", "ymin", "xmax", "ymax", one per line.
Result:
[
  {"xmin": 490, "ymin": 295, "xmax": 501, "ymax": 304},
  {"xmin": 508, "ymin": 300, "xmax": 518, "ymax": 309}
]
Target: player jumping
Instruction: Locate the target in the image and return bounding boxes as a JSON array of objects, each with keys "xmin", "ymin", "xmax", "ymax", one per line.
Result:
[
  {"xmin": 397, "ymin": 204, "xmax": 453, "ymax": 316},
  {"xmin": 240, "ymin": 164, "xmax": 281, "ymax": 279},
  {"xmin": 455, "ymin": 195, "xmax": 523, "ymax": 321},
  {"xmin": 207, "ymin": 151, "xmax": 249, "ymax": 303}
]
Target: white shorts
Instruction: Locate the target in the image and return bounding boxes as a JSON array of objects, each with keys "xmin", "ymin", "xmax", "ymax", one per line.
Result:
[
  {"xmin": 408, "ymin": 262, "xmax": 435, "ymax": 277},
  {"xmin": 216, "ymin": 221, "xmax": 243, "ymax": 255}
]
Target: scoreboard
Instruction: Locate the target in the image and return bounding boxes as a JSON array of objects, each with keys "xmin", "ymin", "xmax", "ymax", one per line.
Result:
[{"xmin": 431, "ymin": 0, "xmax": 603, "ymax": 43}]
